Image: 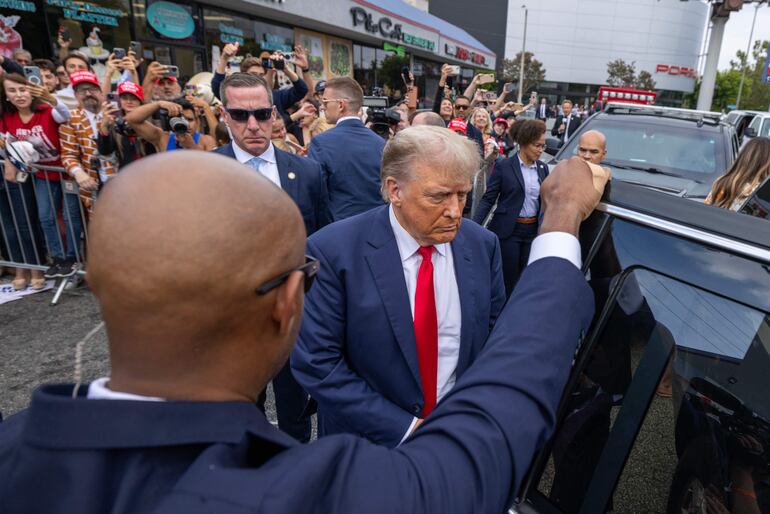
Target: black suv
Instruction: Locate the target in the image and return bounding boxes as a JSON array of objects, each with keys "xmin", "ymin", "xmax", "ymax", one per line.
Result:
[
  {"xmin": 510, "ymin": 179, "xmax": 770, "ymax": 514},
  {"xmin": 545, "ymin": 103, "xmax": 740, "ymax": 200}
]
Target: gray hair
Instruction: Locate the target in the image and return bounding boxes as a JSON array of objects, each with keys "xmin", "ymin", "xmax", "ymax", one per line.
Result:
[
  {"xmin": 380, "ymin": 126, "xmax": 481, "ymax": 201},
  {"xmin": 220, "ymin": 72, "xmax": 273, "ymax": 107}
]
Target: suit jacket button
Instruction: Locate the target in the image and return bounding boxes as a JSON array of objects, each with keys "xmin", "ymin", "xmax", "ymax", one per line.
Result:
[{"xmin": 412, "ymin": 404, "xmax": 422, "ymax": 415}]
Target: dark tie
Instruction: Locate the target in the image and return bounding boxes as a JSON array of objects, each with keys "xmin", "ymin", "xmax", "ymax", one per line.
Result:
[{"xmin": 414, "ymin": 246, "xmax": 438, "ymax": 417}]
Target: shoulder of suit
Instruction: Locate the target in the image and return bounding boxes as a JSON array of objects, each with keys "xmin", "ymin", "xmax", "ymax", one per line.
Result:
[
  {"xmin": 460, "ymin": 217, "xmax": 498, "ymax": 246},
  {"xmin": 309, "ymin": 205, "xmax": 386, "ymax": 247}
]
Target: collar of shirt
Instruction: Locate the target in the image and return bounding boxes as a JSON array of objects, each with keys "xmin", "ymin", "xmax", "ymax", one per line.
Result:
[
  {"xmin": 83, "ymin": 109, "xmax": 99, "ymax": 137},
  {"xmin": 231, "ymin": 140, "xmax": 276, "ymax": 165},
  {"xmin": 336, "ymin": 115, "xmax": 361, "ymax": 125},
  {"xmin": 388, "ymin": 204, "xmax": 448, "ymax": 261},
  {"xmin": 518, "ymin": 155, "xmax": 538, "ymax": 172},
  {"xmin": 87, "ymin": 377, "xmax": 165, "ymax": 401}
]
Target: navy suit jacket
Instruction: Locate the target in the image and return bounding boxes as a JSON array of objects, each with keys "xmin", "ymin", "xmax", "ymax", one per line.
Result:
[
  {"xmin": 473, "ymin": 156, "xmax": 549, "ymax": 239},
  {"xmin": 213, "ymin": 143, "xmax": 331, "ymax": 235},
  {"xmin": 307, "ymin": 119, "xmax": 385, "ymax": 221},
  {"xmin": 0, "ymin": 258, "xmax": 593, "ymax": 514},
  {"xmin": 291, "ymin": 205, "xmax": 506, "ymax": 447}
]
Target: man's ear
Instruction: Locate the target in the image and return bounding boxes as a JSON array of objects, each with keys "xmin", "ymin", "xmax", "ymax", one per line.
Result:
[
  {"xmin": 272, "ymin": 271, "xmax": 304, "ymax": 336},
  {"xmin": 384, "ymin": 177, "xmax": 403, "ymax": 207}
]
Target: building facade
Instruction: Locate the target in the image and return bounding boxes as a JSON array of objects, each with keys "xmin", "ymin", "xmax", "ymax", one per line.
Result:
[
  {"xmin": 504, "ymin": 0, "xmax": 708, "ymax": 106},
  {"xmin": 1, "ymin": 0, "xmax": 495, "ymax": 107}
]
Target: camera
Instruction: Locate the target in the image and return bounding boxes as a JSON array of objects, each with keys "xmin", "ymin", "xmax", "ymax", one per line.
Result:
[
  {"xmin": 363, "ymin": 96, "xmax": 401, "ymax": 140},
  {"xmin": 114, "ymin": 117, "xmax": 134, "ymax": 136},
  {"xmin": 169, "ymin": 116, "xmax": 189, "ymax": 135}
]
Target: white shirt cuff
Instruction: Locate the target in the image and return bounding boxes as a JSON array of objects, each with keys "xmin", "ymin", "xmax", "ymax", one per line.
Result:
[
  {"xmin": 398, "ymin": 417, "xmax": 420, "ymax": 446},
  {"xmin": 527, "ymin": 232, "xmax": 581, "ymax": 270}
]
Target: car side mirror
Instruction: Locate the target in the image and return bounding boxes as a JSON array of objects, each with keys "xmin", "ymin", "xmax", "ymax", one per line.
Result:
[
  {"xmin": 744, "ymin": 127, "xmax": 757, "ymax": 138},
  {"xmin": 544, "ymin": 137, "xmax": 561, "ymax": 156}
]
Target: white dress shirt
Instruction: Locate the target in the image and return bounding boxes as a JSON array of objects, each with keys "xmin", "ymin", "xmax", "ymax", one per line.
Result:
[
  {"xmin": 87, "ymin": 377, "xmax": 164, "ymax": 401},
  {"xmin": 389, "ymin": 206, "xmax": 462, "ymax": 442},
  {"xmin": 518, "ymin": 155, "xmax": 541, "ymax": 217},
  {"xmin": 335, "ymin": 115, "xmax": 361, "ymax": 125},
  {"xmin": 563, "ymin": 114, "xmax": 573, "ymax": 142},
  {"xmin": 231, "ymin": 140, "xmax": 281, "ymax": 188},
  {"xmin": 540, "ymin": 104, "xmax": 546, "ymax": 118}
]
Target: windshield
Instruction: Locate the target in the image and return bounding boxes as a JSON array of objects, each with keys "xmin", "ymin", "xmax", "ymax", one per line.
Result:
[{"xmin": 560, "ymin": 119, "xmax": 725, "ymax": 181}]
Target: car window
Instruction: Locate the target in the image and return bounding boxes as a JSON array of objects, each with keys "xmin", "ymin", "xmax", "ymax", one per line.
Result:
[
  {"xmin": 748, "ymin": 115, "xmax": 762, "ymax": 133},
  {"xmin": 727, "ymin": 112, "xmax": 739, "ymax": 124},
  {"xmin": 761, "ymin": 119, "xmax": 770, "ymax": 138},
  {"xmin": 536, "ymin": 269, "xmax": 770, "ymax": 514},
  {"xmin": 561, "ymin": 119, "xmax": 721, "ymax": 176}
]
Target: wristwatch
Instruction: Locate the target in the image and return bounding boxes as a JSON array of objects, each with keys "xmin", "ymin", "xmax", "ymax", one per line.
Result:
[{"xmin": 301, "ymin": 67, "xmax": 310, "ymax": 73}]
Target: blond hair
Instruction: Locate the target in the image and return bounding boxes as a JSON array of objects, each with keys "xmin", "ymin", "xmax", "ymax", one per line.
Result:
[
  {"xmin": 380, "ymin": 126, "xmax": 481, "ymax": 201},
  {"xmin": 471, "ymin": 107, "xmax": 491, "ymax": 135},
  {"xmin": 707, "ymin": 137, "xmax": 770, "ymax": 209}
]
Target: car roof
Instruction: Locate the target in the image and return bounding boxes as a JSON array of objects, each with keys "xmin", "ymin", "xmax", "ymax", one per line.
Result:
[{"xmin": 603, "ymin": 181, "xmax": 770, "ymax": 251}]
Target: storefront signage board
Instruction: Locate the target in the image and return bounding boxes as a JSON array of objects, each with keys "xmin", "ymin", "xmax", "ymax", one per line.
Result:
[{"xmin": 146, "ymin": 1, "xmax": 195, "ymax": 39}]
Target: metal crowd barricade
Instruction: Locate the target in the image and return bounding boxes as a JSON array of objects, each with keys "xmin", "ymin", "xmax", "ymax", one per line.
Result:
[{"xmin": 0, "ymin": 162, "xmax": 89, "ymax": 306}]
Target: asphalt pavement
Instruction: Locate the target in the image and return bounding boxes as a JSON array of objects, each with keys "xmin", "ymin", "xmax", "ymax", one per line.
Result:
[{"xmin": 0, "ymin": 281, "xmax": 278, "ymax": 425}]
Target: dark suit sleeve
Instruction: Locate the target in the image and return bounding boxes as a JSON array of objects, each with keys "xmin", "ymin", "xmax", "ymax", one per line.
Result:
[
  {"xmin": 278, "ymin": 78, "xmax": 309, "ymax": 111},
  {"xmin": 472, "ymin": 162, "xmax": 502, "ymax": 225},
  {"xmin": 268, "ymin": 258, "xmax": 594, "ymax": 514},
  {"xmin": 291, "ymin": 238, "xmax": 416, "ymax": 446},
  {"xmin": 308, "ymin": 159, "xmax": 332, "ymax": 230},
  {"xmin": 307, "ymin": 138, "xmax": 329, "ymax": 192},
  {"xmin": 211, "ymin": 72, "xmax": 225, "ymax": 100},
  {"xmin": 551, "ymin": 116, "xmax": 561, "ymax": 137},
  {"xmin": 487, "ymin": 237, "xmax": 506, "ymax": 331},
  {"xmin": 432, "ymin": 86, "xmax": 444, "ymax": 114}
]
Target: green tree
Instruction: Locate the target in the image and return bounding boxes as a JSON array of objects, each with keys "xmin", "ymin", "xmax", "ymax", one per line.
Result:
[
  {"xmin": 502, "ymin": 52, "xmax": 546, "ymax": 95},
  {"xmin": 606, "ymin": 59, "xmax": 656, "ymax": 90},
  {"xmin": 379, "ymin": 55, "xmax": 410, "ymax": 92},
  {"xmin": 712, "ymin": 69, "xmax": 743, "ymax": 111}
]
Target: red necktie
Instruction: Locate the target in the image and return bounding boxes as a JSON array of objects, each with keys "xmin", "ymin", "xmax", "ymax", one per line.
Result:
[{"xmin": 414, "ymin": 246, "xmax": 438, "ymax": 417}]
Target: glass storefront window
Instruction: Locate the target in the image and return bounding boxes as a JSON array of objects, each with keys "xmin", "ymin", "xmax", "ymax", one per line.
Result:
[
  {"xmin": 202, "ymin": 7, "xmax": 257, "ymax": 69},
  {"xmin": 253, "ymin": 21, "xmax": 293, "ymax": 55},
  {"xmin": 0, "ymin": 3, "xmax": 53, "ymax": 63},
  {"xmin": 133, "ymin": 0, "xmax": 202, "ymax": 46},
  {"xmin": 354, "ymin": 44, "xmax": 376, "ymax": 95}
]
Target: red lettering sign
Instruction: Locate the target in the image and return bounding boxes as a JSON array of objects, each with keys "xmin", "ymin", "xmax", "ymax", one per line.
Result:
[{"xmin": 655, "ymin": 64, "xmax": 696, "ymax": 79}]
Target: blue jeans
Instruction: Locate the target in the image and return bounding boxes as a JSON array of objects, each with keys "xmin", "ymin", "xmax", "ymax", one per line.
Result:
[
  {"xmin": 33, "ymin": 177, "xmax": 84, "ymax": 261},
  {"xmin": 0, "ymin": 178, "xmax": 44, "ymax": 265}
]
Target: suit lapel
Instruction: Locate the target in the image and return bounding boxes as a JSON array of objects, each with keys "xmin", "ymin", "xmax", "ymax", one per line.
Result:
[
  {"xmin": 536, "ymin": 160, "xmax": 548, "ymax": 184},
  {"xmin": 451, "ymin": 228, "xmax": 476, "ymax": 376},
  {"xmin": 274, "ymin": 148, "xmax": 299, "ymax": 201},
  {"xmin": 364, "ymin": 207, "xmax": 422, "ymax": 390},
  {"xmin": 511, "ymin": 155, "xmax": 525, "ymax": 191}
]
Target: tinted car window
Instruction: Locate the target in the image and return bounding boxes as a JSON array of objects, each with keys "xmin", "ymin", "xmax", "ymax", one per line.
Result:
[
  {"xmin": 536, "ymin": 269, "xmax": 770, "ymax": 513},
  {"xmin": 761, "ymin": 119, "xmax": 770, "ymax": 138},
  {"xmin": 560, "ymin": 118, "xmax": 722, "ymax": 178},
  {"xmin": 749, "ymin": 116, "xmax": 762, "ymax": 133}
]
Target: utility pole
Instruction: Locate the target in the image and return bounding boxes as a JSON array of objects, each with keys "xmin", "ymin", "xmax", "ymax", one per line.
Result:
[
  {"xmin": 697, "ymin": 14, "xmax": 728, "ymax": 111},
  {"xmin": 737, "ymin": 2, "xmax": 761, "ymax": 108},
  {"xmin": 517, "ymin": 5, "xmax": 528, "ymax": 104}
]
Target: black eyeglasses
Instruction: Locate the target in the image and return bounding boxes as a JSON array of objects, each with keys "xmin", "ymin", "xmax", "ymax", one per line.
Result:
[
  {"xmin": 256, "ymin": 255, "xmax": 320, "ymax": 295},
  {"xmin": 226, "ymin": 108, "xmax": 273, "ymax": 122}
]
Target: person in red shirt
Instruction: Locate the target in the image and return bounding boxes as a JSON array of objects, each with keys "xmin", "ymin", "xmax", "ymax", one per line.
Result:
[{"xmin": 1, "ymin": 72, "xmax": 82, "ymax": 281}]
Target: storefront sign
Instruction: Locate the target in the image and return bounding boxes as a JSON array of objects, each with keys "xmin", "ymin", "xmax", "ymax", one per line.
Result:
[
  {"xmin": 383, "ymin": 42, "xmax": 405, "ymax": 57},
  {"xmin": 262, "ymin": 33, "xmax": 292, "ymax": 52},
  {"xmin": 219, "ymin": 23, "xmax": 244, "ymax": 45},
  {"xmin": 350, "ymin": 7, "xmax": 435, "ymax": 51},
  {"xmin": 0, "ymin": 0, "xmax": 35, "ymax": 12},
  {"xmin": 147, "ymin": 1, "xmax": 195, "ymax": 39},
  {"xmin": 655, "ymin": 64, "xmax": 696, "ymax": 79},
  {"xmin": 47, "ymin": 0, "xmax": 125, "ymax": 27},
  {"xmin": 444, "ymin": 43, "xmax": 487, "ymax": 67}
]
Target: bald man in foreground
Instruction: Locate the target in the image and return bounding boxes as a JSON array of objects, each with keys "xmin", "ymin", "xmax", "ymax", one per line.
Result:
[
  {"xmin": 577, "ymin": 130, "xmax": 608, "ymax": 165},
  {"xmin": 0, "ymin": 150, "xmax": 605, "ymax": 514}
]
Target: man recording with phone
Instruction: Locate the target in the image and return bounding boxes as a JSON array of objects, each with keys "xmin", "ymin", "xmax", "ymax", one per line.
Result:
[
  {"xmin": 142, "ymin": 62, "xmax": 182, "ymax": 101},
  {"xmin": 212, "ymin": 43, "xmax": 311, "ymax": 122},
  {"xmin": 124, "ymin": 97, "xmax": 216, "ymax": 152}
]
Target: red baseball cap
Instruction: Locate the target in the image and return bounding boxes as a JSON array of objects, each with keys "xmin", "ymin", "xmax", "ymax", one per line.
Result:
[
  {"xmin": 117, "ymin": 81, "xmax": 145, "ymax": 101},
  {"xmin": 155, "ymin": 75, "xmax": 178, "ymax": 84},
  {"xmin": 447, "ymin": 118, "xmax": 467, "ymax": 134},
  {"xmin": 493, "ymin": 117, "xmax": 509, "ymax": 128},
  {"xmin": 70, "ymin": 71, "xmax": 100, "ymax": 89}
]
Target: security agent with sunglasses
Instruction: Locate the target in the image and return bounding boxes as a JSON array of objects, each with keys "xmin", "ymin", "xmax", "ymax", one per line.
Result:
[
  {"xmin": 213, "ymin": 72, "xmax": 331, "ymax": 442},
  {"xmin": 473, "ymin": 119, "xmax": 550, "ymax": 296},
  {"xmin": 0, "ymin": 150, "xmax": 605, "ymax": 514}
]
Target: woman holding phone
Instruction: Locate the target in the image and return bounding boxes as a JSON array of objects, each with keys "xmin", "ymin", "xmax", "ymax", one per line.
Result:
[{"xmin": 1, "ymin": 73, "xmax": 72, "ymax": 288}]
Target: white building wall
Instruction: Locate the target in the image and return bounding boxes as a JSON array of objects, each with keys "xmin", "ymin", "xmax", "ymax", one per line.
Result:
[{"xmin": 505, "ymin": 0, "xmax": 708, "ymax": 93}]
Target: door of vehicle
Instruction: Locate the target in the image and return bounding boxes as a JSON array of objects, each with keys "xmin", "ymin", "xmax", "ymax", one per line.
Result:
[{"xmin": 512, "ymin": 193, "xmax": 770, "ymax": 514}]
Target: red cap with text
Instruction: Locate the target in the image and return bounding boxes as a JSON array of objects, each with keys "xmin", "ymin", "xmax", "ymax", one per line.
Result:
[
  {"xmin": 69, "ymin": 71, "xmax": 100, "ymax": 88},
  {"xmin": 117, "ymin": 81, "xmax": 145, "ymax": 102},
  {"xmin": 447, "ymin": 118, "xmax": 467, "ymax": 134},
  {"xmin": 493, "ymin": 117, "xmax": 509, "ymax": 128}
]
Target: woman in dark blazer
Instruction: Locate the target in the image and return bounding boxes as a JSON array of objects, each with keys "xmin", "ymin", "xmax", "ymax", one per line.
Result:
[{"xmin": 473, "ymin": 119, "xmax": 548, "ymax": 296}]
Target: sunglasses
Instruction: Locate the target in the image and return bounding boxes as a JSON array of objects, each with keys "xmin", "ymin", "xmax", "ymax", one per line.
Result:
[
  {"xmin": 226, "ymin": 108, "xmax": 273, "ymax": 122},
  {"xmin": 455, "ymin": 104, "xmax": 470, "ymax": 110},
  {"xmin": 256, "ymin": 255, "xmax": 320, "ymax": 295}
]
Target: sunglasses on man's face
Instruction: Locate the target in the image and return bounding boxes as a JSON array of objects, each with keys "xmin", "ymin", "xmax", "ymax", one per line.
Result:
[
  {"xmin": 226, "ymin": 108, "xmax": 273, "ymax": 123},
  {"xmin": 256, "ymin": 255, "xmax": 320, "ymax": 295}
]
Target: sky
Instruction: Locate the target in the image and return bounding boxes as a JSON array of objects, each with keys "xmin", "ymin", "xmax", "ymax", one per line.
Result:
[{"xmin": 717, "ymin": 3, "xmax": 770, "ymax": 70}]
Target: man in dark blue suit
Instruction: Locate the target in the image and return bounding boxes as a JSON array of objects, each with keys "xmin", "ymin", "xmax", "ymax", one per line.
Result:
[
  {"xmin": 213, "ymin": 72, "xmax": 330, "ymax": 442},
  {"xmin": 308, "ymin": 77, "xmax": 385, "ymax": 220},
  {"xmin": 0, "ymin": 151, "xmax": 606, "ymax": 513},
  {"xmin": 292, "ymin": 126, "xmax": 506, "ymax": 447}
]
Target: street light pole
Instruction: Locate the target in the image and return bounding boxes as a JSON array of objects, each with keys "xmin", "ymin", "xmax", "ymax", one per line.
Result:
[
  {"xmin": 736, "ymin": 2, "xmax": 760, "ymax": 109},
  {"xmin": 517, "ymin": 5, "xmax": 528, "ymax": 104}
]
